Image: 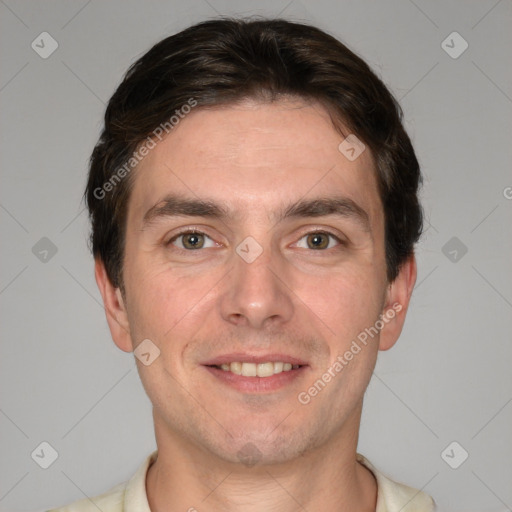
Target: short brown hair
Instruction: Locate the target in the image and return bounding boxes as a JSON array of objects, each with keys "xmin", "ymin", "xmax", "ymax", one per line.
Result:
[{"xmin": 86, "ymin": 17, "xmax": 423, "ymax": 289}]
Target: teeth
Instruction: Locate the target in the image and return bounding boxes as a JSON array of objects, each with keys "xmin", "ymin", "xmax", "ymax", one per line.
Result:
[
  {"xmin": 241, "ymin": 362, "xmax": 257, "ymax": 377},
  {"xmin": 273, "ymin": 362, "xmax": 284, "ymax": 374},
  {"xmin": 257, "ymin": 362, "xmax": 274, "ymax": 377},
  {"xmin": 230, "ymin": 362, "xmax": 242, "ymax": 375},
  {"xmin": 217, "ymin": 361, "xmax": 300, "ymax": 377}
]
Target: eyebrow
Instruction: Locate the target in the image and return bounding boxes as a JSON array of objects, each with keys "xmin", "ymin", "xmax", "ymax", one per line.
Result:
[
  {"xmin": 280, "ymin": 196, "xmax": 370, "ymax": 231},
  {"xmin": 142, "ymin": 194, "xmax": 371, "ymax": 232}
]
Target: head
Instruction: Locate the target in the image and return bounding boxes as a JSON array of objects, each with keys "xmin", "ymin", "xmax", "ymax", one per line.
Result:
[{"xmin": 90, "ymin": 18, "xmax": 422, "ymax": 465}]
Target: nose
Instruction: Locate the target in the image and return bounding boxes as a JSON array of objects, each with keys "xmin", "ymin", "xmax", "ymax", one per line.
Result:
[{"xmin": 219, "ymin": 241, "xmax": 294, "ymax": 330}]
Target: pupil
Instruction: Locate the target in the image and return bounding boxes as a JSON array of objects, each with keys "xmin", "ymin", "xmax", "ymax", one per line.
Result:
[
  {"xmin": 186, "ymin": 234, "xmax": 202, "ymax": 248},
  {"xmin": 309, "ymin": 233, "xmax": 327, "ymax": 249}
]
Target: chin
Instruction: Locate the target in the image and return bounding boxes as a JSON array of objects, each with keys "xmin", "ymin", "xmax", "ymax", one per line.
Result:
[{"xmin": 203, "ymin": 424, "xmax": 324, "ymax": 468}]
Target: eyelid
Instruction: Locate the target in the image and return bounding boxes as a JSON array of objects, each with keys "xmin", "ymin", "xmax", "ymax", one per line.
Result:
[{"xmin": 293, "ymin": 224, "xmax": 347, "ymax": 240}]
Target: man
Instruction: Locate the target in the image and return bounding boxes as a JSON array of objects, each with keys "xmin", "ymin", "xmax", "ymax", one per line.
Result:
[{"xmin": 50, "ymin": 17, "xmax": 435, "ymax": 511}]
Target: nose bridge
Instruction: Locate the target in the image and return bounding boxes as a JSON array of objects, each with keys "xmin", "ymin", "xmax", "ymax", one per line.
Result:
[{"xmin": 220, "ymin": 235, "xmax": 294, "ymax": 328}]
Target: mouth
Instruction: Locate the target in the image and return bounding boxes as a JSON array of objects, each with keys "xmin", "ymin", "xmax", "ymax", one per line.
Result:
[{"xmin": 202, "ymin": 354, "xmax": 309, "ymax": 393}]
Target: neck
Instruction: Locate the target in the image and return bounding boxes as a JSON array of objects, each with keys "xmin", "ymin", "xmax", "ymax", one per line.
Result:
[{"xmin": 146, "ymin": 404, "xmax": 377, "ymax": 512}]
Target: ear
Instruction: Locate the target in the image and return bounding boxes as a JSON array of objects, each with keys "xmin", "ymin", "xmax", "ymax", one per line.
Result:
[
  {"xmin": 94, "ymin": 259, "xmax": 133, "ymax": 353},
  {"xmin": 378, "ymin": 254, "xmax": 417, "ymax": 351}
]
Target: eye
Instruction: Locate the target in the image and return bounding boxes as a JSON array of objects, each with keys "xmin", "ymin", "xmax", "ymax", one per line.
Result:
[
  {"xmin": 168, "ymin": 231, "xmax": 217, "ymax": 250},
  {"xmin": 295, "ymin": 231, "xmax": 342, "ymax": 250}
]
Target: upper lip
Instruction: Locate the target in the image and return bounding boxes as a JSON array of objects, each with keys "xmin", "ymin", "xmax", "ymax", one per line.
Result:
[{"xmin": 202, "ymin": 353, "xmax": 308, "ymax": 366}]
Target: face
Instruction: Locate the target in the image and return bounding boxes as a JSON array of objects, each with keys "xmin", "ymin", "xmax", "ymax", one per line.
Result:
[{"xmin": 97, "ymin": 98, "xmax": 415, "ymax": 465}]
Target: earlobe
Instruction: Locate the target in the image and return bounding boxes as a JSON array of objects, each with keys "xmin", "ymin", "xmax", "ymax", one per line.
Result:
[
  {"xmin": 94, "ymin": 259, "xmax": 133, "ymax": 353},
  {"xmin": 378, "ymin": 254, "xmax": 417, "ymax": 351}
]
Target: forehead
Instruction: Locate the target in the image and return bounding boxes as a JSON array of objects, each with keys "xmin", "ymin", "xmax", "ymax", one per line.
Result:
[{"xmin": 128, "ymin": 98, "xmax": 382, "ymax": 227}]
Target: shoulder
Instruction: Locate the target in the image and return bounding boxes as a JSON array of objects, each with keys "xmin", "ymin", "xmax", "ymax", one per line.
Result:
[
  {"xmin": 46, "ymin": 482, "xmax": 126, "ymax": 512},
  {"xmin": 357, "ymin": 453, "xmax": 436, "ymax": 512},
  {"xmin": 45, "ymin": 450, "xmax": 158, "ymax": 512}
]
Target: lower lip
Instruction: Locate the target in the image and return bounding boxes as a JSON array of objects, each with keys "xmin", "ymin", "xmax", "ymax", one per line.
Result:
[{"xmin": 203, "ymin": 365, "xmax": 308, "ymax": 393}]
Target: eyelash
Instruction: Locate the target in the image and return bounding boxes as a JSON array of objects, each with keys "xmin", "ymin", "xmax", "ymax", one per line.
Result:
[{"xmin": 166, "ymin": 229, "xmax": 345, "ymax": 251}]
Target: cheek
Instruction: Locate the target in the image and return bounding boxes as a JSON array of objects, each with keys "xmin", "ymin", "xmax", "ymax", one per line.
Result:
[
  {"xmin": 125, "ymin": 261, "xmax": 220, "ymax": 346},
  {"xmin": 300, "ymin": 265, "xmax": 385, "ymax": 340}
]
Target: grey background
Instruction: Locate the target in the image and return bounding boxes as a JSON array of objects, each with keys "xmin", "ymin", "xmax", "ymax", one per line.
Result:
[{"xmin": 1, "ymin": 0, "xmax": 511, "ymax": 511}]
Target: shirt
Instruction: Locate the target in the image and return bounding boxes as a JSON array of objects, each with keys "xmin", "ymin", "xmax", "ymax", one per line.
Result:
[{"xmin": 47, "ymin": 451, "xmax": 435, "ymax": 511}]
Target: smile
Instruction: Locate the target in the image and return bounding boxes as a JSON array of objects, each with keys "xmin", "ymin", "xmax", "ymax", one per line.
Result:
[{"xmin": 215, "ymin": 361, "xmax": 301, "ymax": 377}]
